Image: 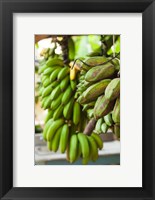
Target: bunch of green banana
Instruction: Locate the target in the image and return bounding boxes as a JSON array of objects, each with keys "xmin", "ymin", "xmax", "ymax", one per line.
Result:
[
  {"xmin": 44, "ymin": 118, "xmax": 70, "ymax": 153},
  {"xmin": 93, "ymin": 79, "xmax": 120, "ymax": 138},
  {"xmin": 94, "ymin": 97, "xmax": 120, "ymax": 137},
  {"xmin": 76, "ymin": 56, "xmax": 119, "ymax": 104},
  {"xmin": 39, "ymin": 58, "xmax": 81, "ymax": 123},
  {"xmin": 46, "ymin": 119, "xmax": 87, "ymax": 155},
  {"xmin": 67, "ymin": 132, "xmax": 103, "ymax": 164},
  {"xmin": 38, "ymin": 57, "xmax": 85, "ymax": 156},
  {"xmin": 75, "ymin": 56, "xmax": 120, "ymax": 139},
  {"xmin": 94, "ymin": 113, "xmax": 114, "ymax": 134}
]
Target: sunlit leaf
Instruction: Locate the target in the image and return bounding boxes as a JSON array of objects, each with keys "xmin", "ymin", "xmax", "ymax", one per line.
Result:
[
  {"xmin": 88, "ymin": 35, "xmax": 101, "ymax": 51},
  {"xmin": 73, "ymin": 36, "xmax": 90, "ymax": 58}
]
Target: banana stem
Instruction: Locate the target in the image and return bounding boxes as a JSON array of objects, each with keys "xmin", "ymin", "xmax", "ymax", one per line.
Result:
[
  {"xmin": 84, "ymin": 118, "xmax": 97, "ymax": 136},
  {"xmin": 101, "ymin": 35, "xmax": 106, "ymax": 55},
  {"xmin": 57, "ymin": 36, "xmax": 70, "ymax": 64}
]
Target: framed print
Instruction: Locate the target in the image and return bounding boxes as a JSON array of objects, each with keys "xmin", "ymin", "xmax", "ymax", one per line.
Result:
[{"xmin": 0, "ymin": 0, "xmax": 155, "ymax": 199}]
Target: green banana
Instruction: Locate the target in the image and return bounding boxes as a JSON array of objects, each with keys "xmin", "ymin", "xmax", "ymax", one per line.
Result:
[
  {"xmin": 38, "ymin": 64, "xmax": 47, "ymax": 74},
  {"xmin": 81, "ymin": 56, "xmax": 108, "ymax": 71},
  {"xmin": 85, "ymin": 63, "xmax": 115, "ymax": 82},
  {"xmin": 112, "ymin": 97, "xmax": 120, "ymax": 123},
  {"xmin": 43, "ymin": 67, "xmax": 54, "ymax": 75},
  {"xmin": 43, "ymin": 77, "xmax": 51, "ymax": 88},
  {"xmin": 41, "ymin": 97, "xmax": 47, "ymax": 108},
  {"xmin": 46, "ymin": 118, "xmax": 64, "ymax": 141},
  {"xmin": 42, "ymin": 84, "xmax": 52, "ymax": 97},
  {"xmin": 63, "ymin": 97, "xmax": 74, "ymax": 119},
  {"xmin": 57, "ymin": 66, "xmax": 70, "ymax": 80},
  {"xmin": 77, "ymin": 142, "xmax": 82, "ymax": 159},
  {"xmin": 53, "ymin": 104, "xmax": 64, "ymax": 120},
  {"xmin": 47, "ymin": 141, "xmax": 52, "ymax": 151},
  {"xmin": 41, "ymin": 96, "xmax": 49, "ymax": 108},
  {"xmin": 79, "ymin": 79, "xmax": 111, "ymax": 104},
  {"xmin": 105, "ymin": 78, "xmax": 120, "ymax": 101},
  {"xmin": 77, "ymin": 95, "xmax": 86, "ymax": 105},
  {"xmin": 70, "ymin": 80, "xmax": 77, "ymax": 91},
  {"xmin": 51, "ymin": 126, "xmax": 62, "ymax": 152},
  {"xmin": 50, "ymin": 67, "xmax": 62, "ymax": 82},
  {"xmin": 94, "ymin": 95, "xmax": 115, "ymax": 119},
  {"xmin": 77, "ymin": 133, "xmax": 89, "ymax": 158},
  {"xmin": 50, "ymin": 85, "xmax": 61, "ymax": 100},
  {"xmin": 60, "ymin": 76, "xmax": 70, "ymax": 91},
  {"xmin": 59, "ymin": 124, "xmax": 69, "ymax": 153},
  {"xmin": 95, "ymin": 118, "xmax": 103, "ymax": 133},
  {"xmin": 43, "ymin": 96, "xmax": 52, "ymax": 109},
  {"xmin": 61, "ymin": 86, "xmax": 73, "ymax": 105},
  {"xmin": 82, "ymin": 101, "xmax": 95, "ymax": 111},
  {"xmin": 104, "ymin": 113, "xmax": 113, "ymax": 126},
  {"xmin": 69, "ymin": 134, "xmax": 78, "ymax": 163},
  {"xmin": 73, "ymin": 101, "xmax": 81, "ymax": 125},
  {"xmin": 44, "ymin": 109, "xmax": 54, "ymax": 123},
  {"xmin": 42, "ymin": 119, "xmax": 53, "ymax": 141},
  {"xmin": 101, "ymin": 123, "xmax": 108, "ymax": 133},
  {"xmin": 87, "ymin": 136, "xmax": 98, "ymax": 162},
  {"xmin": 41, "ymin": 75, "xmax": 48, "ymax": 83},
  {"xmin": 38, "ymin": 87, "xmax": 44, "ymax": 96},
  {"xmin": 51, "ymin": 93, "xmax": 63, "ymax": 110},
  {"xmin": 46, "ymin": 58, "xmax": 63, "ymax": 67},
  {"xmin": 91, "ymin": 133, "xmax": 103, "ymax": 150}
]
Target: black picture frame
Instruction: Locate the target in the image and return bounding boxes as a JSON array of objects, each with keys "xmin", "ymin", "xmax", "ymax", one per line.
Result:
[{"xmin": 0, "ymin": 0, "xmax": 155, "ymax": 199}]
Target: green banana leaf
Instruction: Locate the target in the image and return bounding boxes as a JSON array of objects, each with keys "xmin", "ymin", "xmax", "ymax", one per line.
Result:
[
  {"xmin": 68, "ymin": 37, "xmax": 75, "ymax": 60},
  {"xmin": 88, "ymin": 35, "xmax": 101, "ymax": 51}
]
